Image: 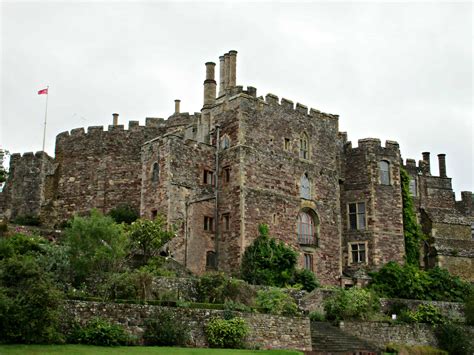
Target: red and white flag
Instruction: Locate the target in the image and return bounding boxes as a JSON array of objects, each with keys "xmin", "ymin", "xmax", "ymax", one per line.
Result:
[{"xmin": 38, "ymin": 88, "xmax": 48, "ymax": 95}]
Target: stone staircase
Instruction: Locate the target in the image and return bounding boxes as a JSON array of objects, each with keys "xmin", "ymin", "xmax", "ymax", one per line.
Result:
[{"xmin": 308, "ymin": 321, "xmax": 380, "ymax": 355}]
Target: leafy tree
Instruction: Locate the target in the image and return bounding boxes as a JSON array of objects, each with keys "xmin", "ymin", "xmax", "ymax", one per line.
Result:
[
  {"xmin": 126, "ymin": 215, "xmax": 174, "ymax": 266},
  {"xmin": 63, "ymin": 209, "xmax": 127, "ymax": 286},
  {"xmin": 324, "ymin": 287, "xmax": 380, "ymax": 322},
  {"xmin": 0, "ymin": 149, "xmax": 8, "ymax": 184},
  {"xmin": 255, "ymin": 288, "xmax": 298, "ymax": 316},
  {"xmin": 292, "ymin": 268, "xmax": 319, "ymax": 292},
  {"xmin": 400, "ymin": 168, "xmax": 425, "ymax": 266},
  {"xmin": 241, "ymin": 224, "xmax": 298, "ymax": 287},
  {"xmin": 108, "ymin": 204, "xmax": 139, "ymax": 224}
]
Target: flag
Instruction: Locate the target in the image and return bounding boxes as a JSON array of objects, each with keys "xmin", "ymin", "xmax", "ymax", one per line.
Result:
[{"xmin": 38, "ymin": 88, "xmax": 48, "ymax": 95}]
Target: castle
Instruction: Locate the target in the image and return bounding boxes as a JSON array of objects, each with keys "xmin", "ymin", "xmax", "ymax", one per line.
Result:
[{"xmin": 1, "ymin": 51, "xmax": 473, "ymax": 285}]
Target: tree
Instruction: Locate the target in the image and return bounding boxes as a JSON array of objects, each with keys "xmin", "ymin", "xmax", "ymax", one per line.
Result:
[
  {"xmin": 63, "ymin": 209, "xmax": 127, "ymax": 286},
  {"xmin": 126, "ymin": 215, "xmax": 175, "ymax": 266},
  {"xmin": 240, "ymin": 224, "xmax": 298, "ymax": 287},
  {"xmin": 0, "ymin": 149, "xmax": 9, "ymax": 184}
]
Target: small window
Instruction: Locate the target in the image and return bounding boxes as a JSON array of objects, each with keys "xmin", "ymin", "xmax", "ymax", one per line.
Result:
[
  {"xmin": 471, "ymin": 222, "xmax": 474, "ymax": 239},
  {"xmin": 203, "ymin": 169, "xmax": 214, "ymax": 185},
  {"xmin": 204, "ymin": 216, "xmax": 214, "ymax": 231},
  {"xmin": 151, "ymin": 162, "xmax": 159, "ymax": 182},
  {"xmin": 348, "ymin": 202, "xmax": 366, "ymax": 230},
  {"xmin": 304, "ymin": 253, "xmax": 314, "ymax": 271},
  {"xmin": 300, "ymin": 173, "xmax": 311, "ymax": 199},
  {"xmin": 350, "ymin": 243, "xmax": 367, "ymax": 264},
  {"xmin": 221, "ymin": 135, "xmax": 230, "ymax": 150},
  {"xmin": 379, "ymin": 161, "xmax": 390, "ymax": 185},
  {"xmin": 222, "ymin": 213, "xmax": 230, "ymax": 231},
  {"xmin": 299, "ymin": 133, "xmax": 309, "ymax": 159},
  {"xmin": 284, "ymin": 138, "xmax": 291, "ymax": 151},
  {"xmin": 223, "ymin": 166, "xmax": 231, "ymax": 184},
  {"xmin": 409, "ymin": 178, "xmax": 417, "ymax": 196},
  {"xmin": 272, "ymin": 213, "xmax": 278, "ymax": 225},
  {"xmin": 151, "ymin": 209, "xmax": 158, "ymax": 219},
  {"xmin": 297, "ymin": 211, "xmax": 316, "ymax": 245},
  {"xmin": 206, "ymin": 251, "xmax": 216, "ymax": 269}
]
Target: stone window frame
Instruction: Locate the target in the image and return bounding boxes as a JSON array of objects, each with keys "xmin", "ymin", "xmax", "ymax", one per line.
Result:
[
  {"xmin": 300, "ymin": 172, "xmax": 311, "ymax": 200},
  {"xmin": 221, "ymin": 134, "xmax": 231, "ymax": 150},
  {"xmin": 204, "ymin": 216, "xmax": 214, "ymax": 232},
  {"xmin": 151, "ymin": 209, "xmax": 158, "ymax": 219},
  {"xmin": 299, "ymin": 133, "xmax": 310, "ymax": 160},
  {"xmin": 203, "ymin": 169, "xmax": 214, "ymax": 185},
  {"xmin": 348, "ymin": 241, "xmax": 368, "ymax": 264},
  {"xmin": 222, "ymin": 213, "xmax": 230, "ymax": 231},
  {"xmin": 409, "ymin": 176, "xmax": 417, "ymax": 197},
  {"xmin": 297, "ymin": 208, "xmax": 319, "ymax": 246},
  {"xmin": 222, "ymin": 166, "xmax": 231, "ymax": 184},
  {"xmin": 379, "ymin": 160, "xmax": 391, "ymax": 186},
  {"xmin": 206, "ymin": 250, "xmax": 216, "ymax": 270},
  {"xmin": 304, "ymin": 253, "xmax": 314, "ymax": 271},
  {"xmin": 151, "ymin": 161, "xmax": 160, "ymax": 183},
  {"xmin": 283, "ymin": 137, "xmax": 291, "ymax": 151},
  {"xmin": 347, "ymin": 202, "xmax": 366, "ymax": 231}
]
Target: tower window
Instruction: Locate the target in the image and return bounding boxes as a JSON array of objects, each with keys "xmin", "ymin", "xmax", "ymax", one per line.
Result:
[
  {"xmin": 299, "ymin": 133, "xmax": 309, "ymax": 159},
  {"xmin": 284, "ymin": 138, "xmax": 291, "ymax": 151},
  {"xmin": 297, "ymin": 210, "xmax": 318, "ymax": 245},
  {"xmin": 151, "ymin": 162, "xmax": 159, "ymax": 182},
  {"xmin": 221, "ymin": 135, "xmax": 230, "ymax": 149},
  {"xmin": 223, "ymin": 166, "xmax": 231, "ymax": 184},
  {"xmin": 379, "ymin": 160, "xmax": 390, "ymax": 185},
  {"xmin": 203, "ymin": 169, "xmax": 214, "ymax": 185},
  {"xmin": 204, "ymin": 216, "xmax": 214, "ymax": 231},
  {"xmin": 348, "ymin": 202, "xmax": 366, "ymax": 230},
  {"xmin": 300, "ymin": 173, "xmax": 311, "ymax": 199},
  {"xmin": 304, "ymin": 253, "xmax": 314, "ymax": 271},
  {"xmin": 222, "ymin": 213, "xmax": 230, "ymax": 231},
  {"xmin": 349, "ymin": 242, "xmax": 367, "ymax": 264},
  {"xmin": 409, "ymin": 177, "xmax": 417, "ymax": 196}
]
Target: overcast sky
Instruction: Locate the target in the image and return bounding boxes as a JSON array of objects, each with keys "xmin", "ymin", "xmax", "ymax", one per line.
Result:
[{"xmin": 1, "ymin": 1, "xmax": 472, "ymax": 195}]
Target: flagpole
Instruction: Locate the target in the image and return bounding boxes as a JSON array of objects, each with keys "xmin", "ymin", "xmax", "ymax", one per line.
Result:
[{"xmin": 41, "ymin": 85, "xmax": 49, "ymax": 152}]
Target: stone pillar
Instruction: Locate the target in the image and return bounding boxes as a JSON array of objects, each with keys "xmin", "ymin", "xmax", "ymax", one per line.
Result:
[
  {"xmin": 438, "ymin": 154, "xmax": 447, "ymax": 177},
  {"xmin": 228, "ymin": 50, "xmax": 237, "ymax": 87},
  {"xmin": 112, "ymin": 113, "xmax": 119, "ymax": 126},
  {"xmin": 218, "ymin": 56, "xmax": 225, "ymax": 96},
  {"xmin": 174, "ymin": 99, "xmax": 181, "ymax": 114},
  {"xmin": 422, "ymin": 152, "xmax": 431, "ymax": 174},
  {"xmin": 224, "ymin": 53, "xmax": 230, "ymax": 91},
  {"xmin": 203, "ymin": 62, "xmax": 216, "ymax": 108}
]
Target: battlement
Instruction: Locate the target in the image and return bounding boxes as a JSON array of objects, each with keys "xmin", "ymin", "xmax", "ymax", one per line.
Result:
[
  {"xmin": 404, "ymin": 151, "xmax": 449, "ymax": 178},
  {"xmin": 262, "ymin": 93, "xmax": 338, "ymax": 121},
  {"xmin": 10, "ymin": 151, "xmax": 53, "ymax": 163},
  {"xmin": 345, "ymin": 138, "xmax": 400, "ymax": 153}
]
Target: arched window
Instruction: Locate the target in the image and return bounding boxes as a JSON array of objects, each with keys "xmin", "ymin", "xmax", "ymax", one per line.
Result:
[
  {"xmin": 379, "ymin": 160, "xmax": 390, "ymax": 185},
  {"xmin": 299, "ymin": 133, "xmax": 309, "ymax": 159},
  {"xmin": 300, "ymin": 173, "xmax": 311, "ymax": 199},
  {"xmin": 151, "ymin": 162, "xmax": 159, "ymax": 182},
  {"xmin": 297, "ymin": 210, "xmax": 319, "ymax": 245},
  {"xmin": 206, "ymin": 251, "xmax": 216, "ymax": 269},
  {"xmin": 221, "ymin": 135, "xmax": 230, "ymax": 150}
]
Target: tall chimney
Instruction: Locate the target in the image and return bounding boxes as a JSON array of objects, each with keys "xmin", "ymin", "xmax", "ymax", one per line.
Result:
[
  {"xmin": 422, "ymin": 152, "xmax": 431, "ymax": 174},
  {"xmin": 218, "ymin": 56, "xmax": 225, "ymax": 96},
  {"xmin": 112, "ymin": 113, "xmax": 119, "ymax": 126},
  {"xmin": 203, "ymin": 62, "xmax": 216, "ymax": 108},
  {"xmin": 224, "ymin": 53, "xmax": 230, "ymax": 91},
  {"xmin": 438, "ymin": 153, "xmax": 447, "ymax": 177},
  {"xmin": 174, "ymin": 99, "xmax": 181, "ymax": 114},
  {"xmin": 228, "ymin": 50, "xmax": 237, "ymax": 87}
]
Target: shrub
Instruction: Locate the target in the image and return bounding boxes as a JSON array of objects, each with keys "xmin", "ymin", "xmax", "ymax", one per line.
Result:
[
  {"xmin": 197, "ymin": 272, "xmax": 256, "ymax": 307},
  {"xmin": 465, "ymin": 294, "xmax": 474, "ymax": 326},
  {"xmin": 241, "ymin": 224, "xmax": 298, "ymax": 287},
  {"xmin": 205, "ymin": 317, "xmax": 249, "ymax": 349},
  {"xmin": 436, "ymin": 322, "xmax": 472, "ymax": 355},
  {"xmin": 0, "ymin": 220, "xmax": 7, "ymax": 237},
  {"xmin": 71, "ymin": 317, "xmax": 130, "ymax": 346},
  {"xmin": 143, "ymin": 309, "xmax": 189, "ymax": 346},
  {"xmin": 309, "ymin": 311, "xmax": 325, "ymax": 322},
  {"xmin": 126, "ymin": 215, "xmax": 175, "ymax": 266},
  {"xmin": 108, "ymin": 204, "xmax": 139, "ymax": 225},
  {"xmin": 12, "ymin": 214, "xmax": 41, "ymax": 226},
  {"xmin": 398, "ymin": 304, "xmax": 445, "ymax": 325},
  {"xmin": 63, "ymin": 209, "xmax": 128, "ymax": 286},
  {"xmin": 224, "ymin": 300, "xmax": 253, "ymax": 313},
  {"xmin": 293, "ymin": 268, "xmax": 319, "ymax": 292},
  {"xmin": 255, "ymin": 288, "xmax": 298, "ymax": 316},
  {"xmin": 324, "ymin": 287, "xmax": 379, "ymax": 322}
]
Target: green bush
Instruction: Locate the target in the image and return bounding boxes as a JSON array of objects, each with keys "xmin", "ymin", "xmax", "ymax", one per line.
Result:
[
  {"xmin": 205, "ymin": 317, "xmax": 249, "ymax": 349},
  {"xmin": 324, "ymin": 287, "xmax": 379, "ymax": 322},
  {"xmin": 398, "ymin": 304, "xmax": 445, "ymax": 325},
  {"xmin": 12, "ymin": 214, "xmax": 41, "ymax": 226},
  {"xmin": 369, "ymin": 262, "xmax": 472, "ymax": 302},
  {"xmin": 108, "ymin": 204, "xmax": 139, "ymax": 225},
  {"xmin": 309, "ymin": 311, "xmax": 325, "ymax": 322},
  {"xmin": 255, "ymin": 288, "xmax": 298, "ymax": 316},
  {"xmin": 465, "ymin": 294, "xmax": 474, "ymax": 326},
  {"xmin": 241, "ymin": 224, "xmax": 298, "ymax": 288},
  {"xmin": 143, "ymin": 309, "xmax": 189, "ymax": 346},
  {"xmin": 70, "ymin": 317, "xmax": 131, "ymax": 346},
  {"xmin": 0, "ymin": 233, "xmax": 48, "ymax": 260},
  {"xmin": 0, "ymin": 221, "xmax": 7, "ymax": 237},
  {"xmin": 63, "ymin": 209, "xmax": 127, "ymax": 287},
  {"xmin": 293, "ymin": 269, "xmax": 319, "ymax": 292},
  {"xmin": 197, "ymin": 272, "xmax": 256, "ymax": 307},
  {"xmin": 436, "ymin": 322, "xmax": 472, "ymax": 355},
  {"xmin": 224, "ymin": 300, "xmax": 253, "ymax": 313}
]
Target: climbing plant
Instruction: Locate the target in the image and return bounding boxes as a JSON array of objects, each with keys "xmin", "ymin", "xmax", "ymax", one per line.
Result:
[{"xmin": 400, "ymin": 168, "xmax": 425, "ymax": 266}]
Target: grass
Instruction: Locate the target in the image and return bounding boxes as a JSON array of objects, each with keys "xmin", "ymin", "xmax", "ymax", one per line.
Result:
[{"xmin": 0, "ymin": 345, "xmax": 303, "ymax": 355}]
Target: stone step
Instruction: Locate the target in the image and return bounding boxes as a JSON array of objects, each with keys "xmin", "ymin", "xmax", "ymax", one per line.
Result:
[{"xmin": 310, "ymin": 321, "xmax": 379, "ymax": 354}]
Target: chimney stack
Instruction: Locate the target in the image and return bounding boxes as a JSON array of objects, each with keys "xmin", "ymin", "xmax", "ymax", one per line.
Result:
[
  {"xmin": 174, "ymin": 99, "xmax": 181, "ymax": 114},
  {"xmin": 203, "ymin": 62, "xmax": 216, "ymax": 108},
  {"xmin": 422, "ymin": 152, "xmax": 431, "ymax": 174},
  {"xmin": 438, "ymin": 153, "xmax": 447, "ymax": 177},
  {"xmin": 223, "ymin": 53, "xmax": 230, "ymax": 91},
  {"xmin": 218, "ymin": 56, "xmax": 225, "ymax": 96},
  {"xmin": 112, "ymin": 113, "xmax": 119, "ymax": 126},
  {"xmin": 228, "ymin": 50, "xmax": 237, "ymax": 87}
]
